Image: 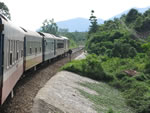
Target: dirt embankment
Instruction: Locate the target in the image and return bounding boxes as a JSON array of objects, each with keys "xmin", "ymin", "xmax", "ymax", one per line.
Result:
[{"xmin": 32, "ymin": 71, "xmax": 97, "ymax": 113}]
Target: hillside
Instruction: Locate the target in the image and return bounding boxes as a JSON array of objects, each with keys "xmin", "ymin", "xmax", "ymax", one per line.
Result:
[
  {"xmin": 110, "ymin": 6, "xmax": 150, "ymax": 19},
  {"xmin": 62, "ymin": 8, "xmax": 150, "ymax": 113},
  {"xmin": 56, "ymin": 6, "xmax": 150, "ymax": 32}
]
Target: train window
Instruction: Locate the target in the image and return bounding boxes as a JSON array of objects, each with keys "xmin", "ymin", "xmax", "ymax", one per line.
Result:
[
  {"xmin": 16, "ymin": 40, "xmax": 17, "ymax": 61},
  {"xmin": 12, "ymin": 40, "xmax": 14, "ymax": 64},
  {"xmin": 16, "ymin": 52, "xmax": 19, "ymax": 60},
  {"xmin": 10, "ymin": 52, "xmax": 12, "ymax": 65},
  {"xmin": 35, "ymin": 48, "xmax": 37, "ymax": 54},
  {"xmin": 11, "ymin": 40, "xmax": 13, "ymax": 51},
  {"xmin": 19, "ymin": 41, "xmax": 21, "ymax": 59},
  {"xmin": 30, "ymin": 48, "xmax": 32, "ymax": 54},
  {"xmin": 40, "ymin": 47, "xmax": 41, "ymax": 52},
  {"xmin": 14, "ymin": 41, "xmax": 16, "ymax": 63},
  {"xmin": 57, "ymin": 43, "xmax": 64, "ymax": 48},
  {"xmin": 7, "ymin": 40, "xmax": 10, "ymax": 68},
  {"xmin": 16, "ymin": 41, "xmax": 19, "ymax": 60},
  {"xmin": 9, "ymin": 40, "xmax": 13, "ymax": 66},
  {"xmin": 21, "ymin": 50, "xmax": 23, "ymax": 57}
]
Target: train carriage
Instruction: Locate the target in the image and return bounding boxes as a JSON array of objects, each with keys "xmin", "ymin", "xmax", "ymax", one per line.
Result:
[
  {"xmin": 60, "ymin": 36, "xmax": 69, "ymax": 54},
  {"xmin": 55, "ymin": 36, "xmax": 65, "ymax": 56},
  {"xmin": 0, "ymin": 14, "xmax": 70, "ymax": 106},
  {"xmin": 22, "ymin": 29, "xmax": 43, "ymax": 71},
  {"xmin": 0, "ymin": 15, "xmax": 24, "ymax": 105},
  {"xmin": 38, "ymin": 32, "xmax": 56, "ymax": 62}
]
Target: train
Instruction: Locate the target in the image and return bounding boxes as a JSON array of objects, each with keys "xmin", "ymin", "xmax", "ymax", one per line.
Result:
[{"xmin": 0, "ymin": 14, "xmax": 69, "ymax": 105}]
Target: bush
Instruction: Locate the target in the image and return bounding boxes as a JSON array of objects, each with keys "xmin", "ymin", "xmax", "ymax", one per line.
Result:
[
  {"xmin": 116, "ymin": 72, "xmax": 127, "ymax": 80},
  {"xmin": 134, "ymin": 73, "xmax": 149, "ymax": 81},
  {"xmin": 107, "ymin": 108, "xmax": 114, "ymax": 113},
  {"xmin": 145, "ymin": 62, "xmax": 150, "ymax": 73},
  {"xmin": 123, "ymin": 82, "xmax": 150, "ymax": 113},
  {"xmin": 62, "ymin": 54, "xmax": 113, "ymax": 81},
  {"xmin": 128, "ymin": 47, "xmax": 137, "ymax": 58}
]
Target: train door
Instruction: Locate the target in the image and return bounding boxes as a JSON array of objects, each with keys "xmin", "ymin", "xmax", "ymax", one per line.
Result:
[{"xmin": 0, "ymin": 20, "xmax": 4, "ymax": 105}]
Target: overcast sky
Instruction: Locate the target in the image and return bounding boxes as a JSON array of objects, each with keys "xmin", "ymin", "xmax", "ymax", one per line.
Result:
[{"xmin": 1, "ymin": 0, "xmax": 150, "ymax": 31}]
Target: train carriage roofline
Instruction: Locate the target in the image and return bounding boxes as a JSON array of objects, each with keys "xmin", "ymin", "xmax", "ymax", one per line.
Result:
[
  {"xmin": 38, "ymin": 32, "xmax": 57, "ymax": 39},
  {"xmin": 20, "ymin": 27, "xmax": 42, "ymax": 38},
  {"xmin": 0, "ymin": 15, "xmax": 25, "ymax": 39},
  {"xmin": 60, "ymin": 36, "xmax": 69, "ymax": 40}
]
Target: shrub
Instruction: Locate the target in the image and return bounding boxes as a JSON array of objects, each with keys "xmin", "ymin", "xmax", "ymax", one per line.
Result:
[
  {"xmin": 134, "ymin": 73, "xmax": 149, "ymax": 81},
  {"xmin": 123, "ymin": 82, "xmax": 150, "ymax": 113},
  {"xmin": 107, "ymin": 108, "xmax": 114, "ymax": 113},
  {"xmin": 145, "ymin": 62, "xmax": 150, "ymax": 73},
  {"xmin": 128, "ymin": 47, "xmax": 137, "ymax": 58},
  {"xmin": 116, "ymin": 72, "xmax": 127, "ymax": 80},
  {"xmin": 62, "ymin": 54, "xmax": 113, "ymax": 81}
]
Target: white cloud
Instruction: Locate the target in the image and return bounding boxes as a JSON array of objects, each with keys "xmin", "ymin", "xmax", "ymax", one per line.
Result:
[{"xmin": 1, "ymin": 0, "xmax": 150, "ymax": 30}]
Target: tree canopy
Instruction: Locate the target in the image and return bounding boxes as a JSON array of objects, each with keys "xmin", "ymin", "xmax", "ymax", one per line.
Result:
[
  {"xmin": 89, "ymin": 10, "xmax": 98, "ymax": 34},
  {"xmin": 40, "ymin": 19, "xmax": 58, "ymax": 35},
  {"xmin": 0, "ymin": 2, "xmax": 11, "ymax": 19}
]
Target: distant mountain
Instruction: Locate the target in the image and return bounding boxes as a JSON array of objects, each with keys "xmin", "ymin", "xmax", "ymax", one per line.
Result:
[
  {"xmin": 110, "ymin": 6, "xmax": 150, "ymax": 20},
  {"xmin": 56, "ymin": 17, "xmax": 104, "ymax": 32},
  {"xmin": 56, "ymin": 6, "xmax": 150, "ymax": 32}
]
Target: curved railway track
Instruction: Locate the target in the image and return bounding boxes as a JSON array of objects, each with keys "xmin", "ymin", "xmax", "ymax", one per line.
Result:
[{"xmin": 0, "ymin": 48, "xmax": 83, "ymax": 113}]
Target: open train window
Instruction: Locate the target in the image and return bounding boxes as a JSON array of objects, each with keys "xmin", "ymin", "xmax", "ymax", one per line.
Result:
[
  {"xmin": 40, "ymin": 47, "xmax": 41, "ymax": 52},
  {"xmin": 30, "ymin": 48, "xmax": 32, "ymax": 54},
  {"xmin": 8, "ymin": 40, "xmax": 13, "ymax": 66},
  {"xmin": 14, "ymin": 40, "xmax": 16, "ymax": 63},
  {"xmin": 57, "ymin": 43, "xmax": 64, "ymax": 48},
  {"xmin": 16, "ymin": 41, "xmax": 19, "ymax": 61},
  {"xmin": 10, "ymin": 52, "xmax": 12, "ymax": 65},
  {"xmin": 35, "ymin": 48, "xmax": 37, "ymax": 54},
  {"xmin": 7, "ymin": 40, "xmax": 11, "ymax": 68},
  {"xmin": 16, "ymin": 52, "xmax": 19, "ymax": 60}
]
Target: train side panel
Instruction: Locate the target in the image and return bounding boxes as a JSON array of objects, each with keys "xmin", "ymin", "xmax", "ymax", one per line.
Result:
[
  {"xmin": 24, "ymin": 31, "xmax": 43, "ymax": 71},
  {"xmin": 0, "ymin": 16, "xmax": 24, "ymax": 105},
  {"xmin": 56, "ymin": 38, "xmax": 65, "ymax": 56},
  {"xmin": 39, "ymin": 32, "xmax": 55, "ymax": 62},
  {"xmin": 61, "ymin": 36, "xmax": 69, "ymax": 53}
]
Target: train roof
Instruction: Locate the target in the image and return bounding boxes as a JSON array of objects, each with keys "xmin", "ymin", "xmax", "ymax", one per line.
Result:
[
  {"xmin": 0, "ymin": 14, "xmax": 25, "ymax": 35},
  {"xmin": 60, "ymin": 36, "xmax": 69, "ymax": 40},
  {"xmin": 55, "ymin": 36, "xmax": 64, "ymax": 40},
  {"xmin": 38, "ymin": 32, "xmax": 57, "ymax": 39},
  {"xmin": 20, "ymin": 27, "xmax": 42, "ymax": 38},
  {"xmin": 39, "ymin": 32, "xmax": 65, "ymax": 40}
]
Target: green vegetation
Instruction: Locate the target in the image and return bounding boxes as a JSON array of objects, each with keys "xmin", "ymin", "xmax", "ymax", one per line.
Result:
[
  {"xmin": 40, "ymin": 20, "xmax": 86, "ymax": 48},
  {"xmin": 62, "ymin": 8, "xmax": 150, "ymax": 113},
  {"xmin": 78, "ymin": 82, "xmax": 135, "ymax": 113},
  {"xmin": 58, "ymin": 29, "xmax": 87, "ymax": 48},
  {"xmin": 89, "ymin": 10, "xmax": 98, "ymax": 34},
  {"xmin": 0, "ymin": 2, "xmax": 11, "ymax": 19},
  {"xmin": 40, "ymin": 19, "xmax": 58, "ymax": 35}
]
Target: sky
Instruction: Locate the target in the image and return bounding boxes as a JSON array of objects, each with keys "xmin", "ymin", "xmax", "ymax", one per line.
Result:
[{"xmin": 1, "ymin": 0, "xmax": 150, "ymax": 31}]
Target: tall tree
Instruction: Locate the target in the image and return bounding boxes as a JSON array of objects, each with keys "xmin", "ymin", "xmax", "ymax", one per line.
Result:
[
  {"xmin": 41, "ymin": 18, "xmax": 58, "ymax": 35},
  {"xmin": 89, "ymin": 10, "xmax": 98, "ymax": 34},
  {"xmin": 0, "ymin": 2, "xmax": 11, "ymax": 19},
  {"xmin": 125, "ymin": 8, "xmax": 140, "ymax": 23}
]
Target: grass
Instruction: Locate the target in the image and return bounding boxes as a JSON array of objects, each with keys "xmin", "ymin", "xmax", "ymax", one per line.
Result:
[
  {"xmin": 77, "ymin": 82, "xmax": 135, "ymax": 113},
  {"xmin": 62, "ymin": 54, "xmax": 150, "ymax": 113}
]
